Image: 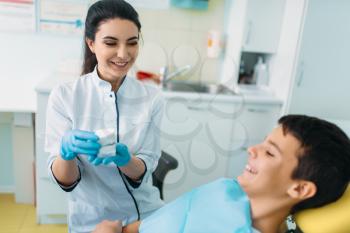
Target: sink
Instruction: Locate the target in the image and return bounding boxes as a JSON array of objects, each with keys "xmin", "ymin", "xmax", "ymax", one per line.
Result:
[
  {"xmin": 163, "ymin": 81, "xmax": 209, "ymax": 93},
  {"xmin": 163, "ymin": 81, "xmax": 236, "ymax": 95}
]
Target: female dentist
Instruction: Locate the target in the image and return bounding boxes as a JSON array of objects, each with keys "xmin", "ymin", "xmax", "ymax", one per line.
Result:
[{"xmin": 45, "ymin": 0, "xmax": 164, "ymax": 232}]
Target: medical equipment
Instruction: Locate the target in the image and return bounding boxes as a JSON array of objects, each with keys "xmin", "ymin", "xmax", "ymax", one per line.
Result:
[
  {"xmin": 60, "ymin": 129, "xmax": 100, "ymax": 160},
  {"xmin": 152, "ymin": 151, "xmax": 178, "ymax": 200}
]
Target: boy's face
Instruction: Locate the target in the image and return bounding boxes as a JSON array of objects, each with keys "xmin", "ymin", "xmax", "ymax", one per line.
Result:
[{"xmin": 238, "ymin": 125, "xmax": 302, "ymax": 198}]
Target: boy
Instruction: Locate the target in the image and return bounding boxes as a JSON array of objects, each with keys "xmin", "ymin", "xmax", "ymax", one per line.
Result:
[{"xmin": 93, "ymin": 115, "xmax": 350, "ymax": 233}]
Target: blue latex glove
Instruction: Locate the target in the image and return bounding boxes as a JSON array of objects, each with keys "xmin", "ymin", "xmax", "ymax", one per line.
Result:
[
  {"xmin": 102, "ymin": 143, "xmax": 131, "ymax": 167},
  {"xmin": 60, "ymin": 130, "xmax": 101, "ymax": 160},
  {"xmin": 89, "ymin": 156, "xmax": 104, "ymax": 166}
]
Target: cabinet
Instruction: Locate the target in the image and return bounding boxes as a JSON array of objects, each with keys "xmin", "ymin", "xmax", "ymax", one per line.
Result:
[
  {"xmin": 232, "ymin": 103, "xmax": 282, "ymax": 145},
  {"xmin": 242, "ymin": 0, "xmax": 286, "ymax": 53},
  {"xmin": 36, "ymin": 87, "xmax": 68, "ymax": 224},
  {"xmin": 222, "ymin": 0, "xmax": 286, "ymax": 89},
  {"xmin": 287, "ymin": 0, "xmax": 350, "ymax": 119},
  {"xmin": 35, "ymin": 73, "xmax": 77, "ymax": 224},
  {"xmin": 160, "ymin": 96, "xmax": 238, "ymax": 201},
  {"xmin": 161, "ymin": 93, "xmax": 282, "ymax": 202}
]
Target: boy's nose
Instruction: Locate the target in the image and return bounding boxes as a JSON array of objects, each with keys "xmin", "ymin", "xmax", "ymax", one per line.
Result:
[{"xmin": 247, "ymin": 145, "xmax": 258, "ymax": 158}]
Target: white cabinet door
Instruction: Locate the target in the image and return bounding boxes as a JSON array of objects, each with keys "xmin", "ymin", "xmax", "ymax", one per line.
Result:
[
  {"xmin": 233, "ymin": 103, "xmax": 282, "ymax": 145},
  {"xmin": 243, "ymin": 0, "xmax": 286, "ymax": 53},
  {"xmin": 226, "ymin": 149, "xmax": 248, "ymax": 178},
  {"xmin": 161, "ymin": 97, "xmax": 281, "ymax": 202},
  {"xmin": 226, "ymin": 103, "xmax": 281, "ymax": 178},
  {"xmin": 161, "ymin": 97, "xmax": 237, "ymax": 202},
  {"xmin": 36, "ymin": 92, "xmax": 68, "ymax": 223},
  {"xmin": 288, "ymin": 0, "xmax": 350, "ymax": 119}
]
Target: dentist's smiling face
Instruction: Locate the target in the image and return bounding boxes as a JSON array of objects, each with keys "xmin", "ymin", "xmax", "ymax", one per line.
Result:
[
  {"xmin": 86, "ymin": 18, "xmax": 139, "ymax": 84},
  {"xmin": 238, "ymin": 126, "xmax": 301, "ymax": 198}
]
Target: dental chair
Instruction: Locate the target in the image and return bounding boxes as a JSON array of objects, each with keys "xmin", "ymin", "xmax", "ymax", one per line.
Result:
[
  {"xmin": 152, "ymin": 151, "xmax": 179, "ymax": 200},
  {"xmin": 291, "ymin": 184, "xmax": 350, "ymax": 233}
]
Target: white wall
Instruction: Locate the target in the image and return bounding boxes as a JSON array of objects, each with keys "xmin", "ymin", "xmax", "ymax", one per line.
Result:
[{"xmin": 0, "ymin": 33, "xmax": 83, "ymax": 78}]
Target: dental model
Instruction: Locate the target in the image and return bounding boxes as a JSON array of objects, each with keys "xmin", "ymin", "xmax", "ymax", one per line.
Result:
[{"xmin": 95, "ymin": 128, "xmax": 116, "ymax": 157}]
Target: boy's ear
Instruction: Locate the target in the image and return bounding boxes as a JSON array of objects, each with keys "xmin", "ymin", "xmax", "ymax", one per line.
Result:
[
  {"xmin": 287, "ymin": 181, "xmax": 317, "ymax": 201},
  {"xmin": 86, "ymin": 38, "xmax": 95, "ymax": 53}
]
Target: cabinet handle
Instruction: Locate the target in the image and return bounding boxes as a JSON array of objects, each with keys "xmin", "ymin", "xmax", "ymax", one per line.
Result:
[
  {"xmin": 297, "ymin": 61, "xmax": 305, "ymax": 87},
  {"xmin": 247, "ymin": 108, "xmax": 269, "ymax": 113},
  {"xmin": 245, "ymin": 20, "xmax": 253, "ymax": 45},
  {"xmin": 187, "ymin": 105, "xmax": 209, "ymax": 111}
]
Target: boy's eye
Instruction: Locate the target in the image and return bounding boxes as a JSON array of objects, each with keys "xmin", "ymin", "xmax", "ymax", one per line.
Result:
[{"xmin": 267, "ymin": 151, "xmax": 274, "ymax": 157}]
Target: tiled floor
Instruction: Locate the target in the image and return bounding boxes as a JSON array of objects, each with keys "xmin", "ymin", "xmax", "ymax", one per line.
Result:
[{"xmin": 0, "ymin": 194, "xmax": 67, "ymax": 233}]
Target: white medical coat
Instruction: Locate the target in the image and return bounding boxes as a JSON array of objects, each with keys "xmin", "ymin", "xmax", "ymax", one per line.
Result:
[{"xmin": 45, "ymin": 68, "xmax": 164, "ymax": 233}]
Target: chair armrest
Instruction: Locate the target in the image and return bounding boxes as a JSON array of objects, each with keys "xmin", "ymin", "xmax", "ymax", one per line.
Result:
[{"xmin": 152, "ymin": 151, "xmax": 178, "ymax": 200}]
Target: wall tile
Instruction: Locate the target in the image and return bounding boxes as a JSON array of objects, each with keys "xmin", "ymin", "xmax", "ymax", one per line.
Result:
[{"xmin": 135, "ymin": 0, "xmax": 226, "ymax": 83}]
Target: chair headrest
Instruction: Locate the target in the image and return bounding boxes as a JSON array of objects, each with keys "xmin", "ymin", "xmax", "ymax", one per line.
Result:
[{"xmin": 295, "ymin": 184, "xmax": 350, "ymax": 233}]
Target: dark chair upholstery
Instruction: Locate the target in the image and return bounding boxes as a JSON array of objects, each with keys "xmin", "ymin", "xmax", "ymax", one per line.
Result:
[{"xmin": 152, "ymin": 151, "xmax": 178, "ymax": 200}]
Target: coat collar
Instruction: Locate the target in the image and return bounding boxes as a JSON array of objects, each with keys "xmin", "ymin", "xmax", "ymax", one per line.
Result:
[
  {"xmin": 91, "ymin": 66, "xmax": 128, "ymax": 93},
  {"xmin": 90, "ymin": 66, "xmax": 149, "ymax": 101}
]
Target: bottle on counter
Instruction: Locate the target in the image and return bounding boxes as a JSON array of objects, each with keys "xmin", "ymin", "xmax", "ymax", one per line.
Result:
[
  {"xmin": 252, "ymin": 56, "xmax": 268, "ymax": 87},
  {"xmin": 207, "ymin": 30, "xmax": 222, "ymax": 58}
]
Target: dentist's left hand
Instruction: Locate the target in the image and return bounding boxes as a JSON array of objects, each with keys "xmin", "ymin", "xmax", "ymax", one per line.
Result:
[
  {"xmin": 60, "ymin": 130, "xmax": 101, "ymax": 160},
  {"xmin": 102, "ymin": 143, "xmax": 132, "ymax": 167}
]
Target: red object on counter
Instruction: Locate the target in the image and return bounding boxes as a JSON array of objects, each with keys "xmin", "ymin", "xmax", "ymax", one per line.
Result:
[
  {"xmin": 136, "ymin": 70, "xmax": 161, "ymax": 84},
  {"xmin": 136, "ymin": 71, "xmax": 154, "ymax": 80}
]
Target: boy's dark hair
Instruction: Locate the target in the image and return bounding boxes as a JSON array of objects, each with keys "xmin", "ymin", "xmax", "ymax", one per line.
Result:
[
  {"xmin": 82, "ymin": 0, "xmax": 141, "ymax": 75},
  {"xmin": 278, "ymin": 115, "xmax": 350, "ymax": 213}
]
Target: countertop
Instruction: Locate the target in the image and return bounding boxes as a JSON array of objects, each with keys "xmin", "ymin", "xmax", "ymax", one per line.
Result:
[
  {"xmin": 36, "ymin": 74, "xmax": 282, "ymax": 106},
  {"xmin": 33, "ymin": 75, "xmax": 283, "ymax": 112},
  {"xmin": 163, "ymin": 90, "xmax": 282, "ymax": 105},
  {"xmin": 0, "ymin": 72, "xmax": 78, "ymax": 113},
  {"xmin": 0, "ymin": 79, "xmax": 39, "ymax": 113}
]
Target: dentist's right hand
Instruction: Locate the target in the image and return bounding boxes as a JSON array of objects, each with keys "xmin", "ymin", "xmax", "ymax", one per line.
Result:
[{"xmin": 60, "ymin": 130, "xmax": 101, "ymax": 160}]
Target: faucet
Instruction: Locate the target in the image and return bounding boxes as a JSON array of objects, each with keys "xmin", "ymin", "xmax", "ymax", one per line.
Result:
[{"xmin": 160, "ymin": 65, "xmax": 192, "ymax": 88}]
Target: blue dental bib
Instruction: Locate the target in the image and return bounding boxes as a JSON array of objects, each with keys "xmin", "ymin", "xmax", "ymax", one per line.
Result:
[{"xmin": 139, "ymin": 178, "xmax": 254, "ymax": 233}]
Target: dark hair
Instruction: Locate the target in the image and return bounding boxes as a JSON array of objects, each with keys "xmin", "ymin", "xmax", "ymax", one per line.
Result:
[
  {"xmin": 278, "ymin": 115, "xmax": 350, "ymax": 213},
  {"xmin": 81, "ymin": 0, "xmax": 141, "ymax": 75}
]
